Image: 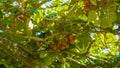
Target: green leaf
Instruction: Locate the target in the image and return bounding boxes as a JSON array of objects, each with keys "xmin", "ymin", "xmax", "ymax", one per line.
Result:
[
  {"xmin": 2, "ymin": 18, "xmax": 11, "ymax": 25},
  {"xmin": 107, "ymin": 3, "xmax": 117, "ymax": 12},
  {"xmin": 69, "ymin": 61, "xmax": 80, "ymax": 68},
  {"xmin": 93, "ymin": 18, "xmax": 101, "ymax": 26},
  {"xmin": 39, "ymin": 52, "xmax": 47, "ymax": 58},
  {"xmin": 77, "ymin": 32, "xmax": 92, "ymax": 49},
  {"xmin": 61, "ymin": 64, "xmax": 66, "ymax": 68},
  {"xmin": 105, "ymin": 33, "xmax": 116, "ymax": 42},
  {"xmin": 0, "ymin": 2, "xmax": 3, "ymax": 6},
  {"xmin": 90, "ymin": 0, "xmax": 97, "ymax": 5},
  {"xmin": 116, "ymin": 54, "xmax": 120, "ymax": 60},
  {"xmin": 33, "ymin": 9, "xmax": 43, "ymax": 24},
  {"xmin": 103, "ymin": 64, "xmax": 110, "ymax": 68},
  {"xmin": 56, "ymin": 5, "xmax": 68, "ymax": 12},
  {"xmin": 52, "ymin": 0, "xmax": 62, "ymax": 6},
  {"xmin": 108, "ymin": 12, "xmax": 117, "ymax": 23},
  {"xmin": 61, "ymin": 62, "xmax": 70, "ymax": 68},
  {"xmin": 43, "ymin": 54, "xmax": 53, "ymax": 66},
  {"xmin": 88, "ymin": 10, "xmax": 97, "ymax": 22},
  {"xmin": 30, "ymin": 7, "xmax": 39, "ymax": 14},
  {"xmin": 14, "ymin": 8, "xmax": 19, "ymax": 14},
  {"xmin": 100, "ymin": 12, "xmax": 117, "ymax": 28},
  {"xmin": 116, "ymin": 12, "xmax": 120, "ymax": 23},
  {"xmin": 69, "ymin": 0, "xmax": 79, "ymax": 5},
  {"xmin": 65, "ymin": 62, "xmax": 70, "ymax": 68}
]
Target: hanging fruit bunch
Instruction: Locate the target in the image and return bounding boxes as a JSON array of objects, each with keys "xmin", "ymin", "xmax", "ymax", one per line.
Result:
[
  {"xmin": 83, "ymin": 0, "xmax": 98, "ymax": 13},
  {"xmin": 101, "ymin": 0, "xmax": 112, "ymax": 5},
  {"xmin": 52, "ymin": 34, "xmax": 78, "ymax": 52}
]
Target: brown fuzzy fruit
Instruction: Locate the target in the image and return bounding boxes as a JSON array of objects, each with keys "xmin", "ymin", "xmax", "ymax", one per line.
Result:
[
  {"xmin": 53, "ymin": 45, "xmax": 57, "ymax": 50},
  {"xmin": 60, "ymin": 46, "xmax": 66, "ymax": 50},
  {"xmin": 65, "ymin": 45, "xmax": 69, "ymax": 49},
  {"xmin": 68, "ymin": 35, "xmax": 77, "ymax": 45}
]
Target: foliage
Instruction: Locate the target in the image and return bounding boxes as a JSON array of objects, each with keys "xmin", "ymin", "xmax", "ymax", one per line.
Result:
[{"xmin": 0, "ymin": 0, "xmax": 120, "ymax": 68}]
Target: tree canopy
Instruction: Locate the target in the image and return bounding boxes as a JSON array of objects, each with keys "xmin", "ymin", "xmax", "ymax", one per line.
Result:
[{"xmin": 0, "ymin": 0, "xmax": 120, "ymax": 68}]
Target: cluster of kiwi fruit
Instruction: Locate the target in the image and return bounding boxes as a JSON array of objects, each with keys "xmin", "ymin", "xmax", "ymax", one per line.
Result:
[{"xmin": 52, "ymin": 34, "xmax": 77, "ymax": 52}]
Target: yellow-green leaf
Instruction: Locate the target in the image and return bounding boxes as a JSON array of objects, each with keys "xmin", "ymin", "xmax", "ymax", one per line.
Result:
[
  {"xmin": 88, "ymin": 10, "xmax": 97, "ymax": 22},
  {"xmin": 90, "ymin": 0, "xmax": 97, "ymax": 6}
]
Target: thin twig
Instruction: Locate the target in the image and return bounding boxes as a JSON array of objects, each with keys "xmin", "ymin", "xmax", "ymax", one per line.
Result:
[{"xmin": 88, "ymin": 55, "xmax": 109, "ymax": 64}]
